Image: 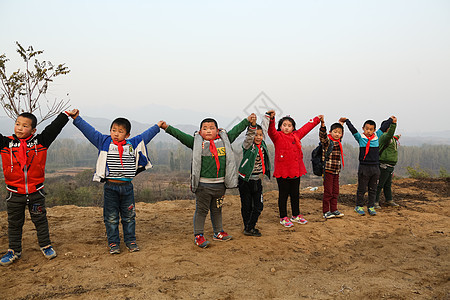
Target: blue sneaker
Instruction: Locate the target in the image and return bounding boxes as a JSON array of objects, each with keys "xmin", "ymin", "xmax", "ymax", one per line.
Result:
[
  {"xmin": 0, "ymin": 249, "xmax": 21, "ymax": 266},
  {"xmin": 368, "ymin": 207, "xmax": 377, "ymax": 216},
  {"xmin": 109, "ymin": 243, "xmax": 121, "ymax": 254},
  {"xmin": 126, "ymin": 241, "xmax": 140, "ymax": 252},
  {"xmin": 40, "ymin": 245, "xmax": 57, "ymax": 260},
  {"xmin": 354, "ymin": 206, "xmax": 365, "ymax": 216}
]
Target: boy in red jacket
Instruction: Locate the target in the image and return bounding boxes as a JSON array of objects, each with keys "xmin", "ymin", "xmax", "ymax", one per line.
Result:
[{"xmin": 0, "ymin": 110, "xmax": 77, "ymax": 266}]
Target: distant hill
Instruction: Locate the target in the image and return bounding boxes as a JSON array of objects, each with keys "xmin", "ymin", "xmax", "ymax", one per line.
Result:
[{"xmin": 0, "ymin": 115, "xmax": 449, "ymax": 146}]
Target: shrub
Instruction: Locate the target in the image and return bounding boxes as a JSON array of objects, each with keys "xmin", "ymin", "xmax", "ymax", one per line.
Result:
[{"xmin": 406, "ymin": 166, "xmax": 433, "ymax": 179}]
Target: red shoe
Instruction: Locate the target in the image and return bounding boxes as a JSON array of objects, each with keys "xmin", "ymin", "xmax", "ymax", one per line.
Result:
[
  {"xmin": 194, "ymin": 234, "xmax": 210, "ymax": 248},
  {"xmin": 213, "ymin": 231, "xmax": 232, "ymax": 241}
]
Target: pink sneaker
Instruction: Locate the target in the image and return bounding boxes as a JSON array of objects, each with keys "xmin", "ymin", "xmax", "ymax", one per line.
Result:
[
  {"xmin": 290, "ymin": 215, "xmax": 308, "ymax": 224},
  {"xmin": 280, "ymin": 217, "xmax": 294, "ymax": 227}
]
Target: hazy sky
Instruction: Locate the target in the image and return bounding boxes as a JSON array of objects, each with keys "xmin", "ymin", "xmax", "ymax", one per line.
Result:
[{"xmin": 1, "ymin": 0, "xmax": 449, "ymax": 133}]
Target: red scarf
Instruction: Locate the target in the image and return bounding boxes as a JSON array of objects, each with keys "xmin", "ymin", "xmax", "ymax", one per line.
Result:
[
  {"xmin": 363, "ymin": 134, "xmax": 375, "ymax": 160},
  {"xmin": 113, "ymin": 140, "xmax": 127, "ymax": 167},
  {"xmin": 256, "ymin": 143, "xmax": 266, "ymax": 174},
  {"xmin": 209, "ymin": 135, "xmax": 220, "ymax": 177},
  {"xmin": 18, "ymin": 135, "xmax": 33, "ymax": 170},
  {"xmin": 393, "ymin": 136, "xmax": 400, "ymax": 145},
  {"xmin": 328, "ymin": 134, "xmax": 345, "ymax": 168}
]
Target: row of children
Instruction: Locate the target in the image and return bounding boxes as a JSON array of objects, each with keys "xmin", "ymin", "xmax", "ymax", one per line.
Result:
[{"xmin": 0, "ymin": 108, "xmax": 399, "ymax": 265}]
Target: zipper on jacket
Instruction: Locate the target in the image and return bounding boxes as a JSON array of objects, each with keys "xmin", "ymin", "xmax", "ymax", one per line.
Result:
[{"xmin": 24, "ymin": 166, "xmax": 29, "ymax": 194}]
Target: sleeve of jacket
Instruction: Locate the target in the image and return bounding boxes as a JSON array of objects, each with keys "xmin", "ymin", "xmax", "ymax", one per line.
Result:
[
  {"xmin": 294, "ymin": 116, "xmax": 320, "ymax": 140},
  {"xmin": 227, "ymin": 118, "xmax": 250, "ymax": 143},
  {"xmin": 73, "ymin": 116, "xmax": 106, "ymax": 149},
  {"xmin": 130, "ymin": 124, "xmax": 160, "ymax": 145},
  {"xmin": 345, "ymin": 119, "xmax": 362, "ymax": 142},
  {"xmin": 319, "ymin": 125, "xmax": 329, "ymax": 147},
  {"xmin": 165, "ymin": 125, "xmax": 194, "ymax": 149},
  {"xmin": 242, "ymin": 125, "xmax": 256, "ymax": 150},
  {"xmin": 379, "ymin": 123, "xmax": 397, "ymax": 148},
  {"xmin": 268, "ymin": 118, "xmax": 278, "ymax": 142},
  {"xmin": 0, "ymin": 134, "xmax": 10, "ymax": 149},
  {"xmin": 378, "ymin": 117, "xmax": 393, "ymax": 134},
  {"xmin": 39, "ymin": 112, "xmax": 70, "ymax": 148},
  {"xmin": 261, "ymin": 113, "xmax": 270, "ymax": 138}
]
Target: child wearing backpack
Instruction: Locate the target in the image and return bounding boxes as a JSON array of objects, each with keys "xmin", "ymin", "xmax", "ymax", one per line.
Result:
[
  {"xmin": 238, "ymin": 113, "xmax": 271, "ymax": 237},
  {"xmin": 318, "ymin": 116, "xmax": 345, "ymax": 219},
  {"xmin": 268, "ymin": 110, "xmax": 322, "ymax": 227}
]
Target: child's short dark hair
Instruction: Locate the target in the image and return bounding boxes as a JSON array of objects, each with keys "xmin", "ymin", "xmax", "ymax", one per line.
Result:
[
  {"xmin": 255, "ymin": 124, "xmax": 263, "ymax": 131},
  {"xmin": 18, "ymin": 112, "xmax": 37, "ymax": 129},
  {"xmin": 363, "ymin": 120, "xmax": 376, "ymax": 128},
  {"xmin": 277, "ymin": 116, "xmax": 296, "ymax": 131},
  {"xmin": 200, "ymin": 118, "xmax": 218, "ymax": 129},
  {"xmin": 330, "ymin": 123, "xmax": 344, "ymax": 134},
  {"xmin": 111, "ymin": 117, "xmax": 131, "ymax": 134}
]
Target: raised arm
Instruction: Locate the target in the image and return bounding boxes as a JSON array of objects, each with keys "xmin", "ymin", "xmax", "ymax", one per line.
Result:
[
  {"xmin": 73, "ymin": 115, "xmax": 107, "ymax": 149},
  {"xmin": 294, "ymin": 116, "xmax": 320, "ymax": 140},
  {"xmin": 130, "ymin": 123, "xmax": 161, "ymax": 145},
  {"xmin": 164, "ymin": 124, "xmax": 194, "ymax": 149},
  {"xmin": 319, "ymin": 125, "xmax": 329, "ymax": 145},
  {"xmin": 39, "ymin": 112, "xmax": 70, "ymax": 148},
  {"xmin": 377, "ymin": 116, "xmax": 394, "ymax": 137},
  {"xmin": 227, "ymin": 117, "xmax": 251, "ymax": 143},
  {"xmin": 242, "ymin": 125, "xmax": 256, "ymax": 150},
  {"xmin": 378, "ymin": 117, "xmax": 397, "ymax": 147},
  {"xmin": 261, "ymin": 112, "xmax": 270, "ymax": 137},
  {"xmin": 340, "ymin": 117, "xmax": 360, "ymax": 142}
]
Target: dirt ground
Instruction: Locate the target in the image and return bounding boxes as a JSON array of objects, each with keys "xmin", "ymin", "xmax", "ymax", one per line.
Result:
[{"xmin": 0, "ymin": 178, "xmax": 449, "ymax": 299}]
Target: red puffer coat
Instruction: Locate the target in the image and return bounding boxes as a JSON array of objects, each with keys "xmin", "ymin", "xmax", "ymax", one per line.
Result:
[{"xmin": 268, "ymin": 116, "xmax": 320, "ymax": 178}]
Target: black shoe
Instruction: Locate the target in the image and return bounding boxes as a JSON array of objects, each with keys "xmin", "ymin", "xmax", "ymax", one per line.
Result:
[{"xmin": 243, "ymin": 228, "xmax": 262, "ymax": 237}]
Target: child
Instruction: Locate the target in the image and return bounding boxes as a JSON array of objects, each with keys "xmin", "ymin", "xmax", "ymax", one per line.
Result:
[
  {"xmin": 375, "ymin": 116, "xmax": 399, "ymax": 208},
  {"xmin": 339, "ymin": 116, "xmax": 393, "ymax": 216},
  {"xmin": 267, "ymin": 110, "xmax": 322, "ymax": 227},
  {"xmin": 238, "ymin": 113, "xmax": 271, "ymax": 237},
  {"xmin": 160, "ymin": 114, "xmax": 253, "ymax": 248},
  {"xmin": 0, "ymin": 110, "xmax": 76, "ymax": 266},
  {"xmin": 71, "ymin": 110, "xmax": 162, "ymax": 254},
  {"xmin": 319, "ymin": 116, "xmax": 345, "ymax": 219}
]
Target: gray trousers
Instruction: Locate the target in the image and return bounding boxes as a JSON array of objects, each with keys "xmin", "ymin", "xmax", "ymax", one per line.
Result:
[{"xmin": 193, "ymin": 183, "xmax": 226, "ymax": 236}]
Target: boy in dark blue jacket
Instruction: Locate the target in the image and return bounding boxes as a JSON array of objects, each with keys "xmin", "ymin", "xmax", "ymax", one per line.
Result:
[
  {"xmin": 339, "ymin": 116, "xmax": 393, "ymax": 216},
  {"xmin": 70, "ymin": 109, "xmax": 163, "ymax": 254}
]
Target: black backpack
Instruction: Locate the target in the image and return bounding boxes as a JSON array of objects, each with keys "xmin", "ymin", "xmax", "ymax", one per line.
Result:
[{"xmin": 311, "ymin": 141, "xmax": 333, "ymax": 176}]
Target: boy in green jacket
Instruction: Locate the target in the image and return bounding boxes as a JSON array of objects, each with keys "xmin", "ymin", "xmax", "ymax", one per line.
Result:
[
  {"xmin": 238, "ymin": 113, "xmax": 271, "ymax": 237},
  {"xmin": 375, "ymin": 116, "xmax": 400, "ymax": 208},
  {"xmin": 160, "ymin": 114, "xmax": 254, "ymax": 248}
]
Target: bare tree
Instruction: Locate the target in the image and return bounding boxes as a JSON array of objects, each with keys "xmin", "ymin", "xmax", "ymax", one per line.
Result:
[{"xmin": 0, "ymin": 41, "xmax": 70, "ymax": 124}]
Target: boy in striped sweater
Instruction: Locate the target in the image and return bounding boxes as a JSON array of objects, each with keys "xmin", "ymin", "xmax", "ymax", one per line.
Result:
[{"xmin": 71, "ymin": 109, "xmax": 163, "ymax": 254}]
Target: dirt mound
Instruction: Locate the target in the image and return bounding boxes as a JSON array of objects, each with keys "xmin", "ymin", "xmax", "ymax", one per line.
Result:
[{"xmin": 0, "ymin": 178, "xmax": 449, "ymax": 299}]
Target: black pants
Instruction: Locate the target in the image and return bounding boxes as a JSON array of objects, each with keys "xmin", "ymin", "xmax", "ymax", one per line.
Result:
[
  {"xmin": 6, "ymin": 190, "xmax": 51, "ymax": 252},
  {"xmin": 356, "ymin": 164, "xmax": 380, "ymax": 208},
  {"xmin": 276, "ymin": 177, "xmax": 300, "ymax": 218},
  {"xmin": 238, "ymin": 177, "xmax": 263, "ymax": 230}
]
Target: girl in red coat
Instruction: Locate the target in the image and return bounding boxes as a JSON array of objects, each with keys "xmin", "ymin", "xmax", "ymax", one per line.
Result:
[{"xmin": 267, "ymin": 110, "xmax": 322, "ymax": 227}]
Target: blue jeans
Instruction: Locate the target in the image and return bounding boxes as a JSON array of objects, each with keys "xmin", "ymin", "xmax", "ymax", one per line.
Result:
[{"xmin": 103, "ymin": 181, "xmax": 136, "ymax": 245}]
